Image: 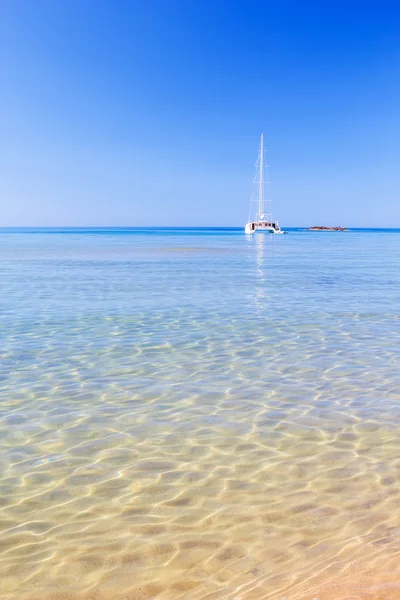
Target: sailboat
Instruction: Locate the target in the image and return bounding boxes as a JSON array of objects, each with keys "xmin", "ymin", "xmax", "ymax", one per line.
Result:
[{"xmin": 245, "ymin": 134, "xmax": 285, "ymax": 234}]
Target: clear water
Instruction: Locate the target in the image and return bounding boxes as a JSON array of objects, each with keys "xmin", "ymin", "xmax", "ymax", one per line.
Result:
[{"xmin": 1, "ymin": 228, "xmax": 400, "ymax": 600}]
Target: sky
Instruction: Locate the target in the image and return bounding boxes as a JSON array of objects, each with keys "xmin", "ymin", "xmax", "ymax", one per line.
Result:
[{"xmin": 1, "ymin": 0, "xmax": 399, "ymax": 227}]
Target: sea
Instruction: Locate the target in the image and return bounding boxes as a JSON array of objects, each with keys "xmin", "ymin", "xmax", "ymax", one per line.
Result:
[{"xmin": 1, "ymin": 227, "xmax": 400, "ymax": 600}]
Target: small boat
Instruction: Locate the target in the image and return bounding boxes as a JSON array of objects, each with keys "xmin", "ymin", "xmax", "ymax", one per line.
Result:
[{"xmin": 245, "ymin": 134, "xmax": 286, "ymax": 234}]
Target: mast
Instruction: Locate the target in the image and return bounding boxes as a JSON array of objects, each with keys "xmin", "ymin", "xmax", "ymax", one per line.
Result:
[{"xmin": 258, "ymin": 134, "xmax": 264, "ymax": 219}]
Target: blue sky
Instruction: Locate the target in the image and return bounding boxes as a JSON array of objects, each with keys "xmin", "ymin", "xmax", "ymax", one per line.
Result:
[{"xmin": 1, "ymin": 1, "xmax": 399, "ymax": 226}]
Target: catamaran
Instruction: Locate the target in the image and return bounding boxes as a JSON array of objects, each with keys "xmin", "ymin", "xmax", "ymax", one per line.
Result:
[{"xmin": 245, "ymin": 134, "xmax": 285, "ymax": 234}]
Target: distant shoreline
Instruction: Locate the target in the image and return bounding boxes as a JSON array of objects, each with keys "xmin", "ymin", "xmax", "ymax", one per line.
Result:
[{"xmin": 309, "ymin": 226, "xmax": 348, "ymax": 231}]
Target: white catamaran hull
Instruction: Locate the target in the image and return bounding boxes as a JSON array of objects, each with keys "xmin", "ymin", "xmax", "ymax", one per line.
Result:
[{"xmin": 245, "ymin": 222, "xmax": 283, "ymax": 234}]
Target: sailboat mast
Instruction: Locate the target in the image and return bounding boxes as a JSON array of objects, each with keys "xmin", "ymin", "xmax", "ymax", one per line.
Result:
[{"xmin": 258, "ymin": 134, "xmax": 264, "ymax": 219}]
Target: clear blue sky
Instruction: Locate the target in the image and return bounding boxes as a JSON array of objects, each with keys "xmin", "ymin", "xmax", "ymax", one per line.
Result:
[{"xmin": 1, "ymin": 1, "xmax": 399, "ymax": 226}]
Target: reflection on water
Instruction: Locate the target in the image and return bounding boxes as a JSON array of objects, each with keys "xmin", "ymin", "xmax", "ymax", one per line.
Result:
[
  {"xmin": 1, "ymin": 228, "xmax": 400, "ymax": 599},
  {"xmin": 254, "ymin": 233, "xmax": 270, "ymax": 304}
]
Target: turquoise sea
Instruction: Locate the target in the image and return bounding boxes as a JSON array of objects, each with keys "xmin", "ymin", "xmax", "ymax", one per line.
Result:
[{"xmin": 1, "ymin": 227, "xmax": 400, "ymax": 600}]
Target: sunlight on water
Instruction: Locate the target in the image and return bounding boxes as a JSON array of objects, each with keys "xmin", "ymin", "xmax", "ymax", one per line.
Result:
[{"xmin": 1, "ymin": 228, "xmax": 400, "ymax": 599}]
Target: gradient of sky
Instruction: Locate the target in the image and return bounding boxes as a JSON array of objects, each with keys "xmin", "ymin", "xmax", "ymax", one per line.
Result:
[{"xmin": 1, "ymin": 0, "xmax": 399, "ymax": 227}]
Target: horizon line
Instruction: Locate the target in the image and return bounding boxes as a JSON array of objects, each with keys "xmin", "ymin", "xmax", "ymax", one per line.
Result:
[{"xmin": 1, "ymin": 225, "xmax": 400, "ymax": 230}]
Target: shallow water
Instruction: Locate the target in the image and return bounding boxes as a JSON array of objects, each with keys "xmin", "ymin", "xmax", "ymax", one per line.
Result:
[{"xmin": 1, "ymin": 228, "xmax": 400, "ymax": 600}]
